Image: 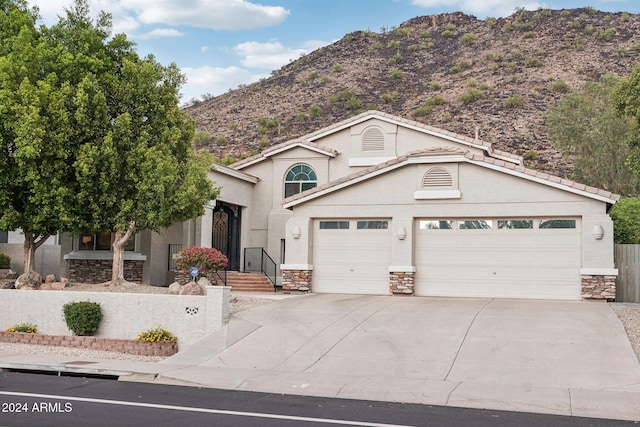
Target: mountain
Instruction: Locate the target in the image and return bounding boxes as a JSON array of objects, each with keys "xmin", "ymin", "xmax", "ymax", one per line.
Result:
[{"xmin": 186, "ymin": 7, "xmax": 640, "ymax": 177}]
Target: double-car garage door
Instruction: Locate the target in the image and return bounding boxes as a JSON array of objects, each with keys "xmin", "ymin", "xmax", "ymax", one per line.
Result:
[
  {"xmin": 312, "ymin": 217, "xmax": 581, "ymax": 300},
  {"xmin": 415, "ymin": 218, "xmax": 581, "ymax": 299}
]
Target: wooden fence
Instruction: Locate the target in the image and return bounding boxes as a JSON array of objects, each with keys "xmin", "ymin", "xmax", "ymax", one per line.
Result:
[{"xmin": 614, "ymin": 244, "xmax": 640, "ymax": 303}]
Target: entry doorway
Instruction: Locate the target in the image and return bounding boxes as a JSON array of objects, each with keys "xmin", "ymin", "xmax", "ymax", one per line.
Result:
[{"xmin": 212, "ymin": 202, "xmax": 242, "ymax": 271}]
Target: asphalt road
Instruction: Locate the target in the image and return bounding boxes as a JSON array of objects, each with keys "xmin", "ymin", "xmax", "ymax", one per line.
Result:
[{"xmin": 0, "ymin": 371, "xmax": 635, "ymax": 427}]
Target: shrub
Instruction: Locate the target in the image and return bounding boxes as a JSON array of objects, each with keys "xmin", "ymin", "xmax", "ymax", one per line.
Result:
[
  {"xmin": 459, "ymin": 89, "xmax": 485, "ymax": 104},
  {"xmin": 610, "ymin": 197, "xmax": 640, "ymax": 244},
  {"xmin": 552, "ymin": 80, "xmax": 571, "ymax": 93},
  {"xmin": 460, "ymin": 33, "xmax": 477, "ymax": 46},
  {"xmin": 63, "ymin": 301, "xmax": 102, "ymax": 336},
  {"xmin": 526, "ymin": 58, "xmax": 543, "ymax": 68},
  {"xmin": 387, "ymin": 53, "xmax": 403, "ymax": 65},
  {"xmin": 411, "ymin": 105, "xmax": 433, "ymax": 117},
  {"xmin": 175, "ymin": 246, "xmax": 228, "ymax": 277},
  {"xmin": 504, "ymin": 94, "xmax": 525, "ymax": 108},
  {"xmin": 0, "ymin": 253, "xmax": 10, "ymax": 269},
  {"xmin": 381, "ymin": 92, "xmax": 398, "ymax": 104},
  {"xmin": 389, "ymin": 68, "xmax": 403, "ymax": 79},
  {"xmin": 524, "ymin": 150, "xmax": 538, "ymax": 161},
  {"xmin": 308, "ymin": 104, "xmax": 322, "ymax": 117},
  {"xmin": 137, "ymin": 326, "xmax": 177, "ymax": 342},
  {"xmin": 5, "ymin": 323, "xmax": 37, "ymax": 333}
]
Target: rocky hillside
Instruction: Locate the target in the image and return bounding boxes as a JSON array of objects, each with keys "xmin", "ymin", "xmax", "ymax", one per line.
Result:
[{"xmin": 186, "ymin": 8, "xmax": 640, "ymax": 177}]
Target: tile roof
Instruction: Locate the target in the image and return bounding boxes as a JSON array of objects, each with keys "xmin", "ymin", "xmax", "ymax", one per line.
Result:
[
  {"xmin": 283, "ymin": 148, "xmax": 620, "ymax": 207},
  {"xmin": 231, "ymin": 138, "xmax": 338, "ymax": 169}
]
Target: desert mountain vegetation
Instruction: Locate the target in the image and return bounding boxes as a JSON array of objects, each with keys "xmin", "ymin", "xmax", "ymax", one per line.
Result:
[{"xmin": 186, "ymin": 7, "xmax": 640, "ymax": 178}]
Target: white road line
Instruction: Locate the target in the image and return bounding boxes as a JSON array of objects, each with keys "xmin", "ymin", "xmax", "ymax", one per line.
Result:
[{"xmin": 0, "ymin": 391, "xmax": 415, "ymax": 427}]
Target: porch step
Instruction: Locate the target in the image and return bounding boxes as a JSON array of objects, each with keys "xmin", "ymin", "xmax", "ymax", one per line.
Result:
[{"xmin": 225, "ymin": 272, "xmax": 274, "ymax": 292}]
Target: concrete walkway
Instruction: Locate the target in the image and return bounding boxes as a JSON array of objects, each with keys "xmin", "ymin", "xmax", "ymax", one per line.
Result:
[{"xmin": 2, "ymin": 294, "xmax": 640, "ymax": 421}]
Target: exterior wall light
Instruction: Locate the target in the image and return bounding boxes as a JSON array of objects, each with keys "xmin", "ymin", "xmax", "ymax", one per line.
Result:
[
  {"xmin": 592, "ymin": 225, "xmax": 604, "ymax": 240},
  {"xmin": 292, "ymin": 226, "xmax": 302, "ymax": 239},
  {"xmin": 397, "ymin": 226, "xmax": 407, "ymax": 240}
]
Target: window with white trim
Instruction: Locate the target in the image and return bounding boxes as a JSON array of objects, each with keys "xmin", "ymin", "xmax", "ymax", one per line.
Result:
[{"xmin": 284, "ymin": 164, "xmax": 317, "ymax": 198}]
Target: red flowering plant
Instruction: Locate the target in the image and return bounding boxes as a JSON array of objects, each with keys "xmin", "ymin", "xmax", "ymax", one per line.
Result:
[{"xmin": 175, "ymin": 247, "xmax": 228, "ymax": 278}]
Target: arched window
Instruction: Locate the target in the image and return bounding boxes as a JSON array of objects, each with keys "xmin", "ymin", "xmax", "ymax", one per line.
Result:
[{"xmin": 285, "ymin": 164, "xmax": 317, "ymax": 197}]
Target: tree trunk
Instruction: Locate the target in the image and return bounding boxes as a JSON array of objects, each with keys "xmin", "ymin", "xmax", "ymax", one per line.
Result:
[
  {"xmin": 111, "ymin": 221, "xmax": 136, "ymax": 286},
  {"xmin": 23, "ymin": 232, "xmax": 50, "ymax": 274}
]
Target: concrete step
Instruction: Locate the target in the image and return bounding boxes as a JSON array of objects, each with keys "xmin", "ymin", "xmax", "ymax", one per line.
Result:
[{"xmin": 224, "ymin": 272, "xmax": 274, "ymax": 292}]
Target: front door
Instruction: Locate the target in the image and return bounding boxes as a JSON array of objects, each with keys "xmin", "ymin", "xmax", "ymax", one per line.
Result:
[{"xmin": 212, "ymin": 202, "xmax": 241, "ymax": 271}]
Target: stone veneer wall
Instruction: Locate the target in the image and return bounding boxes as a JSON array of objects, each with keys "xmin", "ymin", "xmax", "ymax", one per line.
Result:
[
  {"xmin": 390, "ymin": 271, "xmax": 415, "ymax": 295},
  {"xmin": 0, "ymin": 331, "xmax": 177, "ymax": 356},
  {"xmin": 282, "ymin": 269, "xmax": 312, "ymax": 292},
  {"xmin": 581, "ymin": 275, "xmax": 616, "ymax": 300},
  {"xmin": 66, "ymin": 259, "xmax": 143, "ymax": 283}
]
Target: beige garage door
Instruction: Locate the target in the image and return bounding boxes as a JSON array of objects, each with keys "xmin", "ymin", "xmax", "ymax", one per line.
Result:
[
  {"xmin": 414, "ymin": 218, "xmax": 581, "ymax": 300},
  {"xmin": 313, "ymin": 219, "xmax": 391, "ymax": 295}
]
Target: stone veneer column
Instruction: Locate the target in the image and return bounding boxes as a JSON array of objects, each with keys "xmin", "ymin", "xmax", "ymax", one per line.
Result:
[
  {"xmin": 581, "ymin": 275, "xmax": 616, "ymax": 300},
  {"xmin": 389, "ymin": 271, "xmax": 415, "ymax": 295},
  {"xmin": 282, "ymin": 269, "xmax": 312, "ymax": 292}
]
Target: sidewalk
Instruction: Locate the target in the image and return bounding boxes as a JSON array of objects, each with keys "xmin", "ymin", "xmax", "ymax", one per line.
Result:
[{"xmin": 1, "ymin": 293, "xmax": 639, "ymax": 422}]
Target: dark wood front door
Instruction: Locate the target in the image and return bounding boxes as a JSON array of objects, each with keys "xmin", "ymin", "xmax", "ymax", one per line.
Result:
[{"xmin": 212, "ymin": 202, "xmax": 241, "ymax": 271}]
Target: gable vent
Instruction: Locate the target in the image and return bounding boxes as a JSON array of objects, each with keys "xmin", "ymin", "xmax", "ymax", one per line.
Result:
[
  {"xmin": 422, "ymin": 167, "xmax": 453, "ymax": 188},
  {"xmin": 362, "ymin": 127, "xmax": 385, "ymax": 151}
]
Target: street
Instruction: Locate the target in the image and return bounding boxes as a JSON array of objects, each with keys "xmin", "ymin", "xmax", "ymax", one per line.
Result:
[{"xmin": 0, "ymin": 371, "xmax": 635, "ymax": 427}]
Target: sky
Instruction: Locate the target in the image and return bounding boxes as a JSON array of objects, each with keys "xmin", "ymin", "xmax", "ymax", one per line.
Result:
[{"xmin": 26, "ymin": 0, "xmax": 640, "ymax": 104}]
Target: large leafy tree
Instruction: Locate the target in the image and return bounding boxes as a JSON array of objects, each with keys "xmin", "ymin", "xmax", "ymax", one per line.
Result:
[
  {"xmin": 54, "ymin": 2, "xmax": 217, "ymax": 286},
  {"xmin": 547, "ymin": 74, "xmax": 640, "ymax": 196},
  {"xmin": 614, "ymin": 62, "xmax": 640, "ymax": 173},
  {"xmin": 0, "ymin": 0, "xmax": 85, "ymax": 273}
]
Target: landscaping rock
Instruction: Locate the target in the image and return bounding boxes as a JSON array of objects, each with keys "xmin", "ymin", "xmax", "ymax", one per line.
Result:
[
  {"xmin": 197, "ymin": 277, "xmax": 211, "ymax": 287},
  {"xmin": 15, "ymin": 272, "xmax": 42, "ymax": 290},
  {"xmin": 0, "ymin": 269, "xmax": 17, "ymax": 280},
  {"xmin": 0, "ymin": 280, "xmax": 15, "ymax": 289},
  {"xmin": 50, "ymin": 282, "xmax": 67, "ymax": 290},
  {"xmin": 168, "ymin": 281, "xmax": 181, "ymax": 295},
  {"xmin": 179, "ymin": 281, "xmax": 204, "ymax": 296},
  {"xmin": 45, "ymin": 274, "xmax": 57, "ymax": 283}
]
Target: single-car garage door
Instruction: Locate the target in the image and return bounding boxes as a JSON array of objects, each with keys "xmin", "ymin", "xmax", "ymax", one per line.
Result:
[
  {"xmin": 313, "ymin": 219, "xmax": 391, "ymax": 295},
  {"xmin": 414, "ymin": 218, "xmax": 581, "ymax": 300}
]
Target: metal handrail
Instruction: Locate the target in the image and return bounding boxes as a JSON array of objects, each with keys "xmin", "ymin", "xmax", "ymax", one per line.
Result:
[
  {"xmin": 214, "ymin": 269, "xmax": 227, "ymax": 286},
  {"xmin": 244, "ymin": 247, "xmax": 277, "ymax": 291}
]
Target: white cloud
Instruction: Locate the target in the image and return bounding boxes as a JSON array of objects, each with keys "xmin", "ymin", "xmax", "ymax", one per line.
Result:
[
  {"xmin": 410, "ymin": 0, "xmax": 545, "ymax": 17},
  {"xmin": 28, "ymin": 0, "xmax": 290, "ymax": 33},
  {"xmin": 234, "ymin": 39, "xmax": 331, "ymax": 70},
  {"xmin": 201, "ymin": 46, "xmax": 210, "ymax": 53},
  {"xmin": 139, "ymin": 28, "xmax": 184, "ymax": 40},
  {"xmin": 181, "ymin": 65, "xmax": 266, "ymax": 101},
  {"xmin": 124, "ymin": 0, "xmax": 290, "ymax": 30}
]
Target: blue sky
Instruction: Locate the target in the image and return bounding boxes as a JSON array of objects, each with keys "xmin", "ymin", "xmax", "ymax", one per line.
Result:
[{"xmin": 28, "ymin": 0, "xmax": 640, "ymax": 103}]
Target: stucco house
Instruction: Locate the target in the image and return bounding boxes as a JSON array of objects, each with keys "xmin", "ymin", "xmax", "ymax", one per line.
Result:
[{"xmin": 56, "ymin": 110, "xmax": 618, "ymax": 300}]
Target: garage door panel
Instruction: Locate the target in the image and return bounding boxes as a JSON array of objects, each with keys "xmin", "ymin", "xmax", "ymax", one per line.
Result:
[
  {"xmin": 313, "ymin": 219, "xmax": 391, "ymax": 295},
  {"xmin": 415, "ymin": 218, "xmax": 581, "ymax": 300}
]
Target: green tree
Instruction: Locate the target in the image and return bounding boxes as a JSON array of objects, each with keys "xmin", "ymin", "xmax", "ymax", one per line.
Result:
[
  {"xmin": 53, "ymin": 2, "xmax": 218, "ymax": 285},
  {"xmin": 0, "ymin": 0, "xmax": 84, "ymax": 273},
  {"xmin": 614, "ymin": 62, "xmax": 640, "ymax": 174},
  {"xmin": 609, "ymin": 197, "xmax": 640, "ymax": 243},
  {"xmin": 547, "ymin": 74, "xmax": 640, "ymax": 195}
]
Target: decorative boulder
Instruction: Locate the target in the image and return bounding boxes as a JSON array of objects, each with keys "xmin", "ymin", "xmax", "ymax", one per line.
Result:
[
  {"xmin": 45, "ymin": 274, "xmax": 57, "ymax": 283},
  {"xmin": 197, "ymin": 277, "xmax": 211, "ymax": 287},
  {"xmin": 1, "ymin": 281, "xmax": 15, "ymax": 289},
  {"xmin": 0, "ymin": 269, "xmax": 17, "ymax": 280},
  {"xmin": 50, "ymin": 281, "xmax": 67, "ymax": 290},
  {"xmin": 168, "ymin": 282, "xmax": 181, "ymax": 295},
  {"xmin": 15, "ymin": 271, "xmax": 42, "ymax": 290},
  {"xmin": 179, "ymin": 281, "xmax": 205, "ymax": 296}
]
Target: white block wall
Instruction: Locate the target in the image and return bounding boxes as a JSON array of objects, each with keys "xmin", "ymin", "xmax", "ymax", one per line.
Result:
[{"xmin": 0, "ymin": 286, "xmax": 230, "ymax": 349}]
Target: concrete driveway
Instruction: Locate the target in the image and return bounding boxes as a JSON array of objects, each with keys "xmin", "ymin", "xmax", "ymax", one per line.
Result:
[{"xmin": 160, "ymin": 294, "xmax": 640, "ymax": 420}]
